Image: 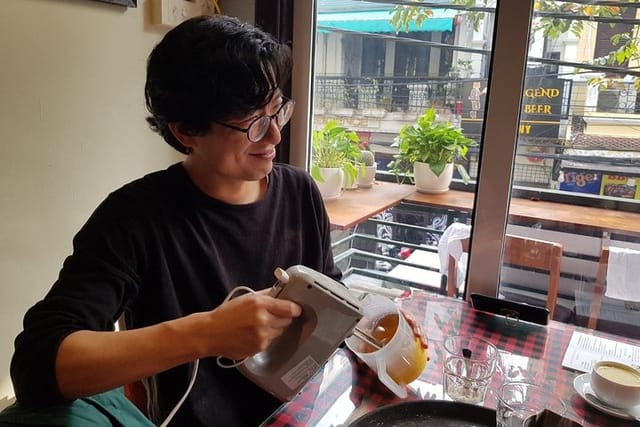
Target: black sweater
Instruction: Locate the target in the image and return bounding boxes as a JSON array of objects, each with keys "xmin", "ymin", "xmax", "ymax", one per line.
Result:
[{"xmin": 11, "ymin": 162, "xmax": 340, "ymax": 426}]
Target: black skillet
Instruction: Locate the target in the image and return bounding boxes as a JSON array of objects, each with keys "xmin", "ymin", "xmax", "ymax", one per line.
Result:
[{"xmin": 348, "ymin": 400, "xmax": 496, "ymax": 426}]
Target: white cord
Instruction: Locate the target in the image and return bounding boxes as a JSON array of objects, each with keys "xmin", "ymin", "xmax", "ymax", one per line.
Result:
[
  {"xmin": 216, "ymin": 355, "xmax": 248, "ymax": 369},
  {"xmin": 159, "ymin": 285, "xmax": 257, "ymax": 426},
  {"xmin": 158, "ymin": 359, "xmax": 199, "ymax": 427},
  {"xmin": 223, "ymin": 285, "xmax": 257, "ymax": 302}
]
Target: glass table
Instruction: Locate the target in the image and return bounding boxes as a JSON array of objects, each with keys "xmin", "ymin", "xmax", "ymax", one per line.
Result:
[{"xmin": 261, "ymin": 291, "xmax": 640, "ymax": 426}]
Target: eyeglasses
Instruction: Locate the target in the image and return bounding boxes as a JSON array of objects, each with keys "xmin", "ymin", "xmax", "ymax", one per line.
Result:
[{"xmin": 215, "ymin": 98, "xmax": 295, "ymax": 143}]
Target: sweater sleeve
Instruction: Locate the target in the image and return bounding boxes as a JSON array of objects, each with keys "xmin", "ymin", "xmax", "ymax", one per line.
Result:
[{"xmin": 10, "ymin": 193, "xmax": 143, "ymax": 408}]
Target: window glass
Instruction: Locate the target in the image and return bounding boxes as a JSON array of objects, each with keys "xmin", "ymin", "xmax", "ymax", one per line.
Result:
[
  {"xmin": 313, "ymin": 0, "xmax": 490, "ymax": 297},
  {"xmin": 311, "ymin": 0, "xmax": 640, "ymax": 339},
  {"xmin": 496, "ymin": 3, "xmax": 640, "ymax": 337}
]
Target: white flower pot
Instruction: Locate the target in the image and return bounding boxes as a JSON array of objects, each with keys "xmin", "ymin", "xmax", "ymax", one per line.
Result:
[
  {"xmin": 315, "ymin": 167, "xmax": 343, "ymax": 200},
  {"xmin": 414, "ymin": 162, "xmax": 454, "ymax": 194},
  {"xmin": 357, "ymin": 164, "xmax": 377, "ymax": 188}
]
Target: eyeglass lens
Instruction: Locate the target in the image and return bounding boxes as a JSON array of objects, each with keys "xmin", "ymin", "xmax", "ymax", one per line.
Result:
[{"xmin": 247, "ymin": 100, "xmax": 294, "ymax": 142}]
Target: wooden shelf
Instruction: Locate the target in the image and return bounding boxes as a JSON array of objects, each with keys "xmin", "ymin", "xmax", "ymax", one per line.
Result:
[
  {"xmin": 323, "ymin": 182, "xmax": 415, "ymax": 230},
  {"xmin": 509, "ymin": 198, "xmax": 640, "ymax": 236},
  {"xmin": 407, "ymin": 190, "xmax": 640, "ymax": 236},
  {"xmin": 404, "ymin": 190, "xmax": 474, "ymax": 212},
  {"xmin": 327, "ymin": 186, "xmax": 640, "ymax": 237}
]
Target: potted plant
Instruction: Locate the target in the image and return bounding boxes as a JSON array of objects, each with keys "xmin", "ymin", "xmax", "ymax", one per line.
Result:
[
  {"xmin": 356, "ymin": 149, "xmax": 377, "ymax": 188},
  {"xmin": 388, "ymin": 108, "xmax": 477, "ymax": 193},
  {"xmin": 311, "ymin": 120, "xmax": 361, "ymax": 198}
]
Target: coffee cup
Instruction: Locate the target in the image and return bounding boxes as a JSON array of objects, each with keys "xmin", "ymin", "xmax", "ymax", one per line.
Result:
[
  {"xmin": 345, "ymin": 294, "xmax": 428, "ymax": 398},
  {"xmin": 591, "ymin": 360, "xmax": 640, "ymax": 409}
]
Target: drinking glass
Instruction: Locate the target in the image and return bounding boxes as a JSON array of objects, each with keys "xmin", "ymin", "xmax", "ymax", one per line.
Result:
[
  {"xmin": 497, "ymin": 381, "xmax": 566, "ymax": 427},
  {"xmin": 442, "ymin": 335, "xmax": 498, "ymax": 404}
]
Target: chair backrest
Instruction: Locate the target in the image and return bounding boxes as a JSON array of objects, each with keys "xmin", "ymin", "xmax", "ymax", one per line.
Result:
[
  {"xmin": 446, "ymin": 237, "xmax": 470, "ymax": 297},
  {"xmin": 447, "ymin": 234, "xmax": 563, "ymax": 319},
  {"xmin": 587, "ymin": 248, "xmax": 609, "ymax": 330}
]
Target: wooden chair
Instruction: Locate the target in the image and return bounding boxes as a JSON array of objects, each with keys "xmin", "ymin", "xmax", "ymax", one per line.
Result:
[
  {"xmin": 447, "ymin": 234, "xmax": 563, "ymax": 320},
  {"xmin": 587, "ymin": 248, "xmax": 609, "ymax": 330},
  {"xmin": 446, "ymin": 236, "xmax": 470, "ymax": 298}
]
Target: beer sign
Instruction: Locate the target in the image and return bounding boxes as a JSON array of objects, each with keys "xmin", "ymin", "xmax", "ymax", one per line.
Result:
[
  {"xmin": 520, "ymin": 77, "xmax": 564, "ymax": 138},
  {"xmin": 460, "ymin": 76, "xmax": 566, "ymax": 139}
]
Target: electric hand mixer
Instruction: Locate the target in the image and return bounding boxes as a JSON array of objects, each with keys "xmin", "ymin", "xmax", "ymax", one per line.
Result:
[
  {"xmin": 238, "ymin": 265, "xmax": 381, "ymax": 401},
  {"xmin": 160, "ymin": 265, "xmax": 385, "ymax": 426}
]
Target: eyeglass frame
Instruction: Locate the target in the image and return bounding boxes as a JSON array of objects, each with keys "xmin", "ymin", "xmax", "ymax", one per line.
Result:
[{"xmin": 214, "ymin": 97, "xmax": 295, "ymax": 143}]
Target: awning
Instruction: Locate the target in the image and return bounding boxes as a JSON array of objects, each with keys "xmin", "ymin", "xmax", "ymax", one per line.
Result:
[{"xmin": 317, "ymin": 9, "xmax": 456, "ymax": 34}]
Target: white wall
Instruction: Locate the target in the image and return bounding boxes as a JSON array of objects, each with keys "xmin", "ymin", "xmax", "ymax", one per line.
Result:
[
  {"xmin": 0, "ymin": 0, "xmax": 181, "ymax": 403},
  {"xmin": 218, "ymin": 0, "xmax": 254, "ymax": 23}
]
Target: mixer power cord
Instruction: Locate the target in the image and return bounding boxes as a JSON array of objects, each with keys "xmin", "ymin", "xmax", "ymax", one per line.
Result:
[{"xmin": 159, "ymin": 286, "xmax": 256, "ymax": 426}]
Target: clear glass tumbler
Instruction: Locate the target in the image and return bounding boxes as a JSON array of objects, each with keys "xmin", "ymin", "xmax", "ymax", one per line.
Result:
[
  {"xmin": 496, "ymin": 381, "xmax": 566, "ymax": 427},
  {"xmin": 442, "ymin": 335, "xmax": 499, "ymax": 404}
]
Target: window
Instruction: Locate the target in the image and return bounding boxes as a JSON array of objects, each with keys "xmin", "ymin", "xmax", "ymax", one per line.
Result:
[
  {"xmin": 497, "ymin": 2, "xmax": 640, "ymax": 336},
  {"xmin": 310, "ymin": 0, "xmax": 488, "ymax": 294},
  {"xmin": 298, "ymin": 0, "xmax": 640, "ymax": 338}
]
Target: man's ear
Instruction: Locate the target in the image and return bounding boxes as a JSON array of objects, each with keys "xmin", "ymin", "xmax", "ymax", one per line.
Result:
[{"xmin": 168, "ymin": 123, "xmax": 196, "ymax": 152}]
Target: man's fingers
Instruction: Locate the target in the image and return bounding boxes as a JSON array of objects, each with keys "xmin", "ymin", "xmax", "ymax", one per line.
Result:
[
  {"xmin": 266, "ymin": 314, "xmax": 296, "ymax": 329},
  {"xmin": 265, "ymin": 297, "xmax": 302, "ymax": 318}
]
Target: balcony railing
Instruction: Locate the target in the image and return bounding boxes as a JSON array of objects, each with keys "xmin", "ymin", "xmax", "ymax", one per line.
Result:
[
  {"xmin": 314, "ymin": 75, "xmax": 469, "ymax": 113},
  {"xmin": 313, "ymin": 75, "xmax": 637, "ymax": 116}
]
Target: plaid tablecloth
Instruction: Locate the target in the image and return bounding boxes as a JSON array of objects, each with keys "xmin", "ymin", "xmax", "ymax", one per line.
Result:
[{"xmin": 261, "ymin": 291, "xmax": 638, "ymax": 427}]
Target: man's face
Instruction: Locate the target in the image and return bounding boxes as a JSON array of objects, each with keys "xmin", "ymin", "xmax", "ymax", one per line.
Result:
[{"xmin": 187, "ymin": 94, "xmax": 285, "ymax": 182}]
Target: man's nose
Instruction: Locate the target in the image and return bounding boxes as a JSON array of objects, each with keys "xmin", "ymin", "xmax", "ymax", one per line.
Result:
[{"xmin": 262, "ymin": 118, "xmax": 282, "ymax": 144}]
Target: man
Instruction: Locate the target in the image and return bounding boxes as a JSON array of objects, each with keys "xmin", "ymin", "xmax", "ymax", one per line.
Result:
[{"xmin": 10, "ymin": 15, "xmax": 338, "ymax": 426}]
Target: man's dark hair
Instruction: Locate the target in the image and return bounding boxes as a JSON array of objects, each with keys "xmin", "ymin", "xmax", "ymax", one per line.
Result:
[{"xmin": 145, "ymin": 15, "xmax": 292, "ymax": 153}]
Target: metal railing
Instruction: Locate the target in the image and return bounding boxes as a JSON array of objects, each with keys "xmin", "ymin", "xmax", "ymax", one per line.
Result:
[
  {"xmin": 314, "ymin": 75, "xmax": 474, "ymax": 113},
  {"xmin": 314, "ymin": 75, "xmax": 639, "ymax": 115}
]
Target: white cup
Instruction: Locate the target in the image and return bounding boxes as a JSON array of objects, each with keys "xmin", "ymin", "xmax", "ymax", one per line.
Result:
[
  {"xmin": 591, "ymin": 360, "xmax": 640, "ymax": 409},
  {"xmin": 345, "ymin": 294, "xmax": 428, "ymax": 398}
]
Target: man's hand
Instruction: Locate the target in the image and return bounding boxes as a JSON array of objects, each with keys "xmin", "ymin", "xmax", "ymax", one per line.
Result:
[{"xmin": 199, "ymin": 292, "xmax": 301, "ymax": 360}]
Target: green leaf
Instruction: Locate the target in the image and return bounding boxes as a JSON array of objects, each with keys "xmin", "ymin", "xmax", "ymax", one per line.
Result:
[
  {"xmin": 311, "ymin": 120, "xmax": 363, "ymax": 177},
  {"xmin": 456, "ymin": 164, "xmax": 472, "ymax": 184},
  {"xmin": 343, "ymin": 161, "xmax": 358, "ymax": 186},
  {"xmin": 430, "ymin": 162, "xmax": 446, "ymax": 177},
  {"xmin": 390, "ymin": 108, "xmax": 476, "ymax": 183},
  {"xmin": 311, "ymin": 164, "xmax": 324, "ymax": 182}
]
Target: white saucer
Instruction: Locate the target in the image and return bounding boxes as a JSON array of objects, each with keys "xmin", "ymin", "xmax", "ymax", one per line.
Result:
[{"xmin": 573, "ymin": 373, "xmax": 640, "ymax": 420}]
